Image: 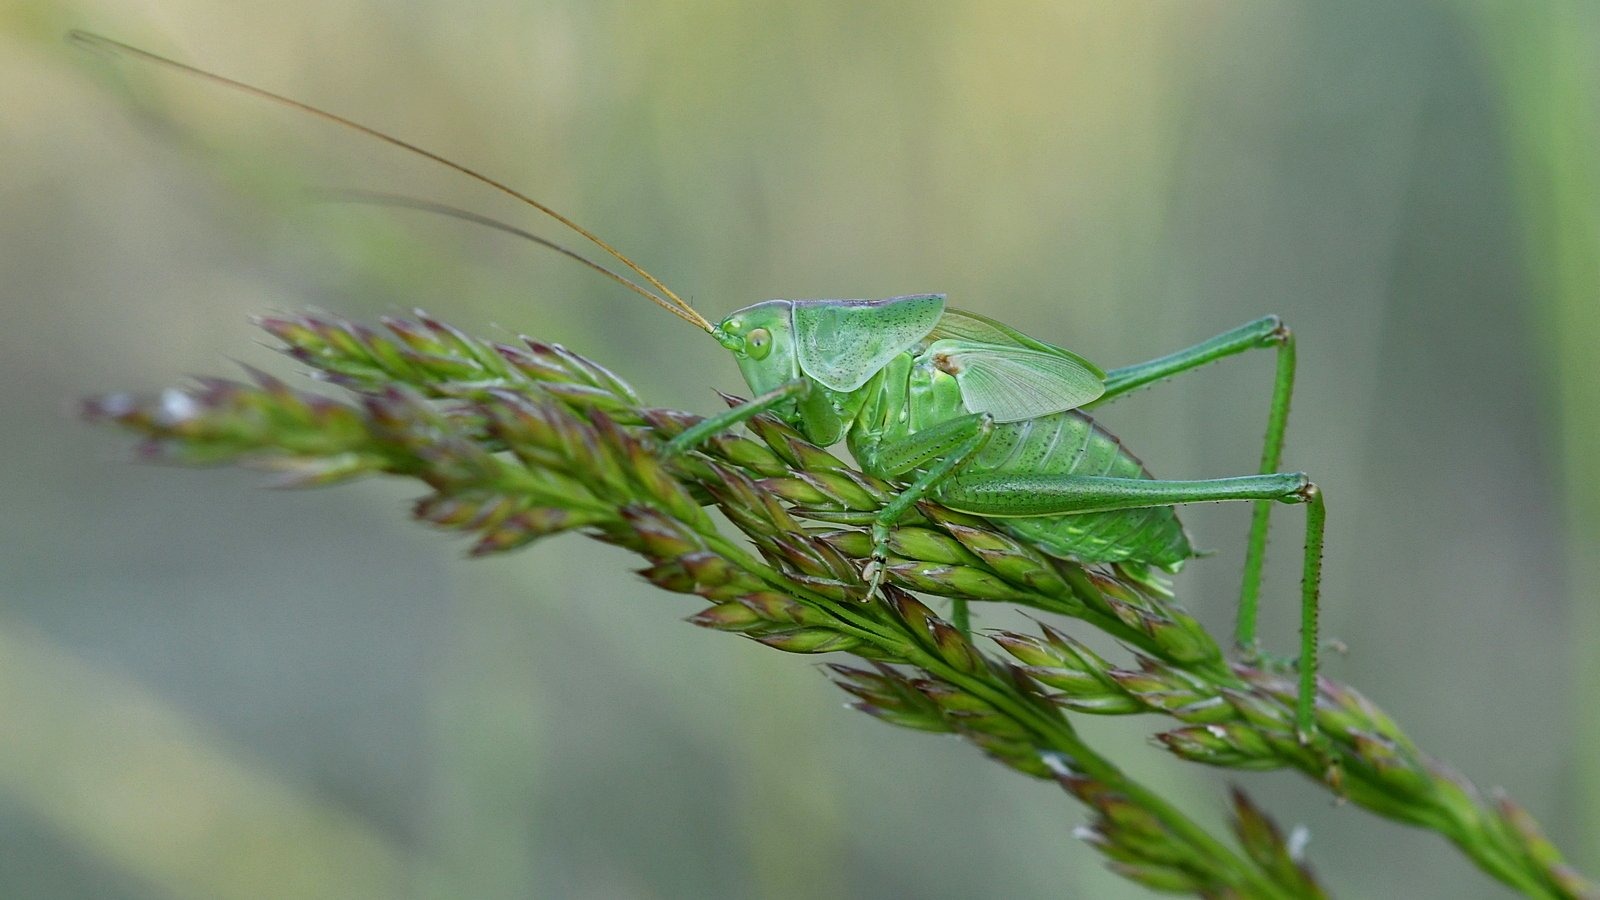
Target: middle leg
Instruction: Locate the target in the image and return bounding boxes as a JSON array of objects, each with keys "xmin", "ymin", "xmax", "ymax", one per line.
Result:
[{"xmin": 855, "ymin": 413, "xmax": 996, "ymax": 625}]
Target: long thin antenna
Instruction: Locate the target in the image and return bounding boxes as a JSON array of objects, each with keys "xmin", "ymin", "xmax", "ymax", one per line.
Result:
[
  {"xmin": 311, "ymin": 188, "xmax": 709, "ymax": 328},
  {"xmin": 68, "ymin": 29, "xmax": 715, "ymax": 332}
]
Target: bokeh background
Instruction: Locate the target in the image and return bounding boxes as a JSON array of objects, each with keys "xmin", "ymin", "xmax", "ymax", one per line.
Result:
[{"xmin": 4, "ymin": 2, "xmax": 1598, "ymax": 897}]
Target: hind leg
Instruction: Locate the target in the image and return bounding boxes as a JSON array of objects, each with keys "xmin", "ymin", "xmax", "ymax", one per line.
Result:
[
  {"xmin": 1085, "ymin": 316, "xmax": 1297, "ymax": 658},
  {"xmin": 941, "ymin": 472, "xmax": 1326, "ymax": 745}
]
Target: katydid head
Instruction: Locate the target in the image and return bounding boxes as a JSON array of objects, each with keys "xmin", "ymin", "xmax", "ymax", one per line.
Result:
[{"xmin": 714, "ymin": 300, "xmax": 801, "ymax": 398}]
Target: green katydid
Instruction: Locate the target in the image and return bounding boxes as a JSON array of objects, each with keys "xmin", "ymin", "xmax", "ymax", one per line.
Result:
[{"xmin": 73, "ymin": 32, "xmax": 1328, "ymax": 745}]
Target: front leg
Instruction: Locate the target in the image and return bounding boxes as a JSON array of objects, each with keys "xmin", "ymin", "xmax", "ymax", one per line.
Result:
[{"xmin": 662, "ymin": 379, "xmax": 810, "ymax": 457}]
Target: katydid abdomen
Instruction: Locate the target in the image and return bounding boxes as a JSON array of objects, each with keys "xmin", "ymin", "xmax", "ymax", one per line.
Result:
[{"xmin": 945, "ymin": 411, "xmax": 1195, "ymax": 570}]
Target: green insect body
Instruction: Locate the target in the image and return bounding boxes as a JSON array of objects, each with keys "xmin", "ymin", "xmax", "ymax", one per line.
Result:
[
  {"xmin": 717, "ymin": 295, "xmax": 1193, "ymax": 571},
  {"xmin": 71, "ymin": 31, "xmax": 1331, "ymax": 754},
  {"xmin": 695, "ymin": 294, "xmax": 1325, "ymax": 750}
]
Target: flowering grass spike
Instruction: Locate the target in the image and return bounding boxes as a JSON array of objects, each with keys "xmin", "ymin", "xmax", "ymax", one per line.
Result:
[{"xmin": 84, "ymin": 312, "xmax": 1593, "ymax": 899}]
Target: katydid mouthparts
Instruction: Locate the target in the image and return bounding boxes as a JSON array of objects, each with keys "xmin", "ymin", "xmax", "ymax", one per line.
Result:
[{"xmin": 70, "ymin": 30, "xmax": 1329, "ymax": 749}]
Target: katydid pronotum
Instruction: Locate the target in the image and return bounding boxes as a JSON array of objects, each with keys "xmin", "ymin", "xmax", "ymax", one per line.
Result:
[{"xmin": 73, "ymin": 32, "xmax": 1328, "ymax": 747}]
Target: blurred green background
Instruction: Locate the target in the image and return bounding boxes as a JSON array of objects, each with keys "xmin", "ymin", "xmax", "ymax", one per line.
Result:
[{"xmin": 4, "ymin": 2, "xmax": 1598, "ymax": 897}]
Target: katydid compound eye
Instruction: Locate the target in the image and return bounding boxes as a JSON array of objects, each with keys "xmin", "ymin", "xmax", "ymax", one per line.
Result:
[{"xmin": 747, "ymin": 327, "xmax": 772, "ymax": 359}]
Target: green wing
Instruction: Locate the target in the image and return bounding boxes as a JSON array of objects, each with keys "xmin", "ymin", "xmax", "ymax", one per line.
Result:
[
  {"xmin": 930, "ymin": 339, "xmax": 1105, "ymax": 422},
  {"xmin": 929, "ymin": 308, "xmax": 1105, "ymax": 375},
  {"xmin": 792, "ymin": 294, "xmax": 946, "ymax": 391}
]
